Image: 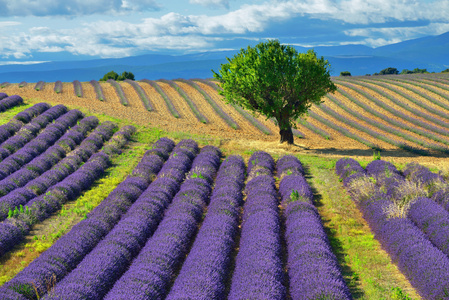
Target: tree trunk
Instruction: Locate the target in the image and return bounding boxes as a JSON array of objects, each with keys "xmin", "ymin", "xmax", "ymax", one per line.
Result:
[{"xmin": 279, "ymin": 126, "xmax": 294, "ymax": 144}]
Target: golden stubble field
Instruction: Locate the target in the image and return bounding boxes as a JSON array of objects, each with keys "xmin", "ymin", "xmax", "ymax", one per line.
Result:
[{"xmin": 2, "ymin": 75, "xmax": 449, "ymax": 170}]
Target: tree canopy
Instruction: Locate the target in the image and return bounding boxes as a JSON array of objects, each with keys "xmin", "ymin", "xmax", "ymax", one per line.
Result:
[
  {"xmin": 100, "ymin": 71, "xmax": 135, "ymax": 81},
  {"xmin": 213, "ymin": 40, "xmax": 336, "ymax": 144}
]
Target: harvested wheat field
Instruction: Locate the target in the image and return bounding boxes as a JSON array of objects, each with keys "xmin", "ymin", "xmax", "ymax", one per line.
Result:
[{"xmin": 2, "ymin": 74, "xmax": 449, "ymax": 169}]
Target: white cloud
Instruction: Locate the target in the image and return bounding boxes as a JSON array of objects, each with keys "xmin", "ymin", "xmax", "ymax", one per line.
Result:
[
  {"xmin": 189, "ymin": 0, "xmax": 230, "ymax": 9},
  {"xmin": 0, "ymin": 0, "xmax": 161, "ymax": 17},
  {"xmin": 1, "ymin": 0, "xmax": 449, "ymax": 58}
]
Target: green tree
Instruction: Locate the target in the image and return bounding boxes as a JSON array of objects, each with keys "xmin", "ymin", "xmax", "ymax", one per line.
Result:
[
  {"xmin": 118, "ymin": 71, "xmax": 135, "ymax": 81},
  {"xmin": 379, "ymin": 67, "xmax": 399, "ymax": 75},
  {"xmin": 442, "ymin": 68, "xmax": 449, "ymax": 73},
  {"xmin": 340, "ymin": 71, "xmax": 352, "ymax": 76},
  {"xmin": 213, "ymin": 40, "xmax": 336, "ymax": 144},
  {"xmin": 100, "ymin": 71, "xmax": 119, "ymax": 81}
]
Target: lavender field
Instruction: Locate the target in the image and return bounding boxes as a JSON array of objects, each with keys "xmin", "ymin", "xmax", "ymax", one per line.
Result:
[{"xmin": 1, "ymin": 79, "xmax": 449, "ymax": 299}]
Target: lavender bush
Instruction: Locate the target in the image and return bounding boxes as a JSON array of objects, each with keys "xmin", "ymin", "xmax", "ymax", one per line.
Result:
[
  {"xmin": 124, "ymin": 79, "xmax": 153, "ymax": 111},
  {"xmin": 18, "ymin": 82, "xmax": 27, "ymax": 88},
  {"xmin": 34, "ymin": 81, "xmax": 45, "ymax": 91},
  {"xmin": 54, "ymin": 81, "xmax": 62, "ymax": 94},
  {"xmin": 13, "ymin": 103, "xmax": 50, "ymax": 124},
  {"xmin": 73, "ymin": 80, "xmax": 83, "ymax": 97},
  {"xmin": 107, "ymin": 79, "xmax": 129, "ymax": 106},
  {"xmin": 90, "ymin": 80, "xmax": 105, "ymax": 101},
  {"xmin": 0, "ymin": 92, "xmax": 7, "ymax": 100},
  {"xmin": 166, "ymin": 155, "xmax": 245, "ymax": 299},
  {"xmin": 0, "ymin": 138, "xmax": 175, "ymax": 300},
  {"xmin": 337, "ymin": 158, "xmax": 449, "ymax": 299},
  {"xmin": 228, "ymin": 151, "xmax": 285, "ymax": 300},
  {"xmin": 278, "ymin": 155, "xmax": 352, "ymax": 299},
  {"xmin": 0, "ymin": 95, "xmax": 24, "ymax": 113}
]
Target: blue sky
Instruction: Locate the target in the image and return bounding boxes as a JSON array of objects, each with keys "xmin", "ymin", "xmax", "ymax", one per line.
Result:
[{"xmin": 0, "ymin": 0, "xmax": 448, "ymax": 62}]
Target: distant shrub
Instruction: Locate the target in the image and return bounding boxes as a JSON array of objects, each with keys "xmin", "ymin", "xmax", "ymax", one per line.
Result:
[
  {"xmin": 340, "ymin": 71, "xmax": 351, "ymax": 76},
  {"xmin": 401, "ymin": 68, "xmax": 428, "ymax": 74},
  {"xmin": 100, "ymin": 71, "xmax": 135, "ymax": 81},
  {"xmin": 379, "ymin": 67, "xmax": 399, "ymax": 75}
]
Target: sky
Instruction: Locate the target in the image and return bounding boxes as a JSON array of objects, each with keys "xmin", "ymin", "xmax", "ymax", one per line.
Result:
[{"xmin": 0, "ymin": 0, "xmax": 448, "ymax": 62}]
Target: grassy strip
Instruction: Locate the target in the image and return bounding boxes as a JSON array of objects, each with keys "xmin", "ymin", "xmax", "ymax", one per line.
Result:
[
  {"xmin": 89, "ymin": 80, "xmax": 105, "ymax": 101},
  {"xmin": 124, "ymin": 79, "xmax": 153, "ymax": 111},
  {"xmin": 54, "ymin": 81, "xmax": 62, "ymax": 94},
  {"xmin": 301, "ymin": 155, "xmax": 418, "ymax": 299},
  {"xmin": 319, "ymin": 103, "xmax": 430, "ymax": 156},
  {"xmin": 140, "ymin": 79, "xmax": 180, "ymax": 118},
  {"xmin": 181, "ymin": 79, "xmax": 239, "ymax": 129},
  {"xmin": 0, "ymin": 82, "xmax": 10, "ymax": 89},
  {"xmin": 360, "ymin": 79, "xmax": 449, "ymax": 118},
  {"xmin": 34, "ymin": 81, "xmax": 45, "ymax": 91},
  {"xmin": 159, "ymin": 79, "xmax": 208, "ymax": 124},
  {"xmin": 335, "ymin": 79, "xmax": 449, "ymax": 135},
  {"xmin": 198, "ymin": 79, "xmax": 272, "ymax": 135},
  {"xmin": 18, "ymin": 82, "xmax": 27, "ymax": 88},
  {"xmin": 107, "ymin": 79, "xmax": 129, "ymax": 106},
  {"xmin": 308, "ymin": 110, "xmax": 380, "ymax": 150},
  {"xmin": 73, "ymin": 80, "xmax": 83, "ymax": 98}
]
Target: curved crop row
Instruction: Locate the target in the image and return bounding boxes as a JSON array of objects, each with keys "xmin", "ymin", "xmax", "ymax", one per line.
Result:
[
  {"xmin": 0, "ymin": 122, "xmax": 128, "ymax": 258},
  {"xmin": 160, "ymin": 79, "xmax": 208, "ymax": 124},
  {"xmin": 0, "ymin": 116, "xmax": 99, "ymax": 214},
  {"xmin": 337, "ymin": 159, "xmax": 449, "ymax": 299},
  {"xmin": 198, "ymin": 79, "xmax": 272, "ymax": 135},
  {"xmin": 107, "ymin": 79, "xmax": 129, "ymax": 106},
  {"xmin": 317, "ymin": 103, "xmax": 426, "ymax": 154},
  {"xmin": 0, "ymin": 105, "xmax": 68, "ymax": 161},
  {"xmin": 378, "ymin": 77, "xmax": 449, "ymax": 110},
  {"xmin": 140, "ymin": 79, "xmax": 180, "ymax": 118},
  {"xmin": 229, "ymin": 151, "xmax": 285, "ymax": 299},
  {"xmin": 0, "ymin": 109, "xmax": 84, "ymax": 181},
  {"xmin": 124, "ymin": 79, "xmax": 153, "ymax": 111},
  {"xmin": 0, "ymin": 95, "xmax": 23, "ymax": 113},
  {"xmin": 277, "ymin": 155, "xmax": 351, "ymax": 299},
  {"xmin": 336, "ymin": 79, "xmax": 449, "ymax": 136},
  {"xmin": 103, "ymin": 143, "xmax": 220, "ymax": 300},
  {"xmin": 73, "ymin": 80, "xmax": 83, "ymax": 98},
  {"xmin": 0, "ymin": 103, "xmax": 50, "ymax": 145},
  {"xmin": 167, "ymin": 155, "xmax": 245, "ymax": 299},
  {"xmin": 90, "ymin": 80, "xmax": 105, "ymax": 101},
  {"xmin": 54, "ymin": 81, "xmax": 62, "ymax": 94},
  {"xmin": 326, "ymin": 93, "xmax": 449, "ymax": 152},
  {"xmin": 308, "ymin": 110, "xmax": 379, "ymax": 150},
  {"xmin": 181, "ymin": 79, "xmax": 239, "ymax": 129},
  {"xmin": 44, "ymin": 140, "xmax": 202, "ymax": 300},
  {"xmin": 0, "ymin": 138, "xmax": 175, "ymax": 300},
  {"xmin": 34, "ymin": 81, "xmax": 45, "ymax": 91}
]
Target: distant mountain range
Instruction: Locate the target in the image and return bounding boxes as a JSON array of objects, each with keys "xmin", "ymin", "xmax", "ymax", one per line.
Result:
[{"xmin": 0, "ymin": 32, "xmax": 448, "ymax": 82}]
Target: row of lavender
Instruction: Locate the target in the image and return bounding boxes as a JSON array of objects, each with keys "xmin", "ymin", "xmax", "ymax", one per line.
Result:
[
  {"xmin": 336, "ymin": 158, "xmax": 449, "ymax": 299},
  {"xmin": 0, "ymin": 145, "xmax": 350, "ymax": 299},
  {"xmin": 0, "ymin": 102, "xmax": 136, "ymax": 258}
]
